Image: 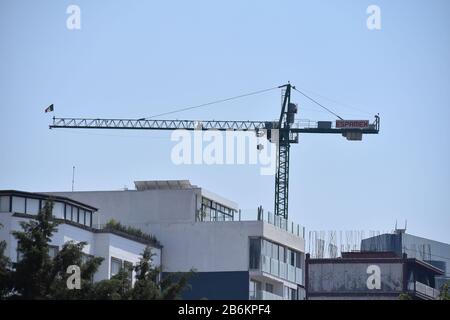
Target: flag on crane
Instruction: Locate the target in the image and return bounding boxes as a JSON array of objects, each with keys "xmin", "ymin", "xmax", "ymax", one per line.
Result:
[{"xmin": 44, "ymin": 104, "xmax": 54, "ymax": 113}]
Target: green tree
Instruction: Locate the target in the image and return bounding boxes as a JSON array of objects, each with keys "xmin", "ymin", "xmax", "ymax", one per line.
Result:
[
  {"xmin": 89, "ymin": 269, "xmax": 132, "ymax": 300},
  {"xmin": 439, "ymin": 281, "xmax": 450, "ymax": 300},
  {"xmin": 10, "ymin": 201, "xmax": 104, "ymax": 299},
  {"xmin": 49, "ymin": 241, "xmax": 103, "ymax": 299},
  {"xmin": 398, "ymin": 293, "xmax": 412, "ymax": 300},
  {"xmin": 131, "ymin": 246, "xmax": 162, "ymax": 299},
  {"xmin": 11, "ymin": 201, "xmax": 58, "ymax": 299},
  {"xmin": 131, "ymin": 246, "xmax": 193, "ymax": 300},
  {"xmin": 6, "ymin": 201, "xmax": 191, "ymax": 300},
  {"xmin": 0, "ymin": 223, "xmax": 12, "ymax": 299}
]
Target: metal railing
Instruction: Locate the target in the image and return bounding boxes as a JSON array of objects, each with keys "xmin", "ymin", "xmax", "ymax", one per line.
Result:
[
  {"xmin": 257, "ymin": 209, "xmax": 305, "ymax": 238},
  {"xmin": 256, "ymin": 255, "xmax": 303, "ymax": 286},
  {"xmin": 249, "ymin": 290, "xmax": 284, "ymax": 300},
  {"xmin": 408, "ymin": 281, "xmax": 440, "ymax": 299}
]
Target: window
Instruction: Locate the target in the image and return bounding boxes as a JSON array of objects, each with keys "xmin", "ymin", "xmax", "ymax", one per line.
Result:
[
  {"xmin": 48, "ymin": 245, "xmax": 59, "ymax": 259},
  {"xmin": 26, "ymin": 198, "xmax": 40, "ymax": 215},
  {"xmin": 289, "ymin": 288, "xmax": 297, "ymax": 300},
  {"xmin": 110, "ymin": 258, "xmax": 133, "ymax": 285},
  {"xmin": 111, "ymin": 257, "xmax": 122, "ymax": 278},
  {"xmin": 295, "ymin": 252, "xmax": 302, "ymax": 268},
  {"xmin": 279, "ymin": 246, "xmax": 286, "ymax": 263},
  {"xmin": 272, "ymin": 243, "xmax": 279, "ymax": 260},
  {"xmin": 53, "ymin": 202, "xmax": 64, "ymax": 219},
  {"xmin": 265, "ymin": 283, "xmax": 274, "ymax": 293},
  {"xmin": 201, "ymin": 197, "xmax": 234, "ymax": 222},
  {"xmin": 17, "ymin": 245, "xmax": 23, "ymax": 262},
  {"xmin": 71, "ymin": 207, "xmax": 78, "ymax": 223},
  {"xmin": 0, "ymin": 196, "xmax": 10, "ymax": 212},
  {"xmin": 249, "ymin": 280, "xmax": 261, "ymax": 299},
  {"xmin": 263, "ymin": 240, "xmax": 272, "ymax": 257},
  {"xmin": 249, "ymin": 238, "xmax": 261, "ymax": 269},
  {"xmin": 79, "ymin": 209, "xmax": 86, "ymax": 225},
  {"xmin": 12, "ymin": 197, "xmax": 25, "ymax": 213},
  {"xmin": 289, "ymin": 249, "xmax": 295, "ymax": 266},
  {"xmin": 86, "ymin": 211, "xmax": 92, "ymax": 227}
]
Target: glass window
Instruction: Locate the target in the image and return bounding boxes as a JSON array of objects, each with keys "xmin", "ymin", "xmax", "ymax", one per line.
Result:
[
  {"xmin": 279, "ymin": 246, "xmax": 286, "ymax": 263},
  {"xmin": 86, "ymin": 211, "xmax": 92, "ymax": 227},
  {"xmin": 26, "ymin": 198, "xmax": 40, "ymax": 215},
  {"xmin": 272, "ymin": 243, "xmax": 279, "ymax": 260},
  {"xmin": 289, "ymin": 288, "xmax": 297, "ymax": 300},
  {"xmin": 111, "ymin": 257, "xmax": 122, "ymax": 277},
  {"xmin": 17, "ymin": 246, "xmax": 23, "ymax": 262},
  {"xmin": 12, "ymin": 197, "xmax": 25, "ymax": 213},
  {"xmin": 296, "ymin": 252, "xmax": 302, "ymax": 268},
  {"xmin": 264, "ymin": 240, "xmax": 272, "ymax": 257},
  {"xmin": 71, "ymin": 207, "xmax": 78, "ymax": 223},
  {"xmin": 265, "ymin": 283, "xmax": 274, "ymax": 293},
  {"xmin": 48, "ymin": 246, "xmax": 59, "ymax": 259},
  {"xmin": 53, "ymin": 202, "xmax": 64, "ymax": 219},
  {"xmin": 249, "ymin": 238, "xmax": 261, "ymax": 269},
  {"xmin": 0, "ymin": 196, "xmax": 10, "ymax": 212},
  {"xmin": 80, "ymin": 209, "xmax": 86, "ymax": 225},
  {"xmin": 249, "ymin": 280, "xmax": 261, "ymax": 299}
]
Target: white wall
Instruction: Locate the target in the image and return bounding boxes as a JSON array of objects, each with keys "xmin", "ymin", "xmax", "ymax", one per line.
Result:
[
  {"xmin": 144, "ymin": 220, "xmax": 304, "ymax": 273},
  {"xmin": 48, "ymin": 189, "xmax": 199, "ymax": 226},
  {"xmin": 0, "ymin": 212, "xmax": 161, "ymax": 283},
  {"xmin": 93, "ymin": 233, "xmax": 159, "ymax": 283}
]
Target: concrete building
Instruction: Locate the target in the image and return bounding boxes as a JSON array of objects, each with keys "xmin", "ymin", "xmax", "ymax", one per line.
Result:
[
  {"xmin": 0, "ymin": 190, "xmax": 162, "ymax": 285},
  {"xmin": 306, "ymin": 251, "xmax": 444, "ymax": 300},
  {"xmin": 47, "ymin": 180, "xmax": 306, "ymax": 300},
  {"xmin": 361, "ymin": 229, "xmax": 450, "ymax": 290}
]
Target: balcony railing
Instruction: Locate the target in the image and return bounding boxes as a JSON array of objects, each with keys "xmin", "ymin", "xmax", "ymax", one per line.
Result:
[
  {"xmin": 408, "ymin": 281, "xmax": 440, "ymax": 300},
  {"xmin": 238, "ymin": 208, "xmax": 305, "ymax": 238},
  {"xmin": 255, "ymin": 255, "xmax": 303, "ymax": 286},
  {"xmin": 250, "ymin": 290, "xmax": 284, "ymax": 300},
  {"xmin": 408, "ymin": 281, "xmax": 440, "ymax": 299}
]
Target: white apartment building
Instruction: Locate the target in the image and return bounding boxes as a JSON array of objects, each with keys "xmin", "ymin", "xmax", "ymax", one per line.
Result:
[
  {"xmin": 48, "ymin": 180, "xmax": 306, "ymax": 300},
  {"xmin": 0, "ymin": 190, "xmax": 162, "ymax": 285}
]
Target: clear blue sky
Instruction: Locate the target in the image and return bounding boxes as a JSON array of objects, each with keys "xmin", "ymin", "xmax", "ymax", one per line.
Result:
[{"xmin": 1, "ymin": 0, "xmax": 449, "ymax": 243}]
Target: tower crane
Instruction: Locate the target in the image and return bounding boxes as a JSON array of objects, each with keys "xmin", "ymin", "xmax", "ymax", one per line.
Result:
[{"xmin": 49, "ymin": 83, "xmax": 380, "ymax": 220}]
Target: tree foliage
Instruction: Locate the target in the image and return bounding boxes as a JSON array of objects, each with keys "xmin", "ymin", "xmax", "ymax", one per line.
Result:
[
  {"xmin": 0, "ymin": 223, "xmax": 12, "ymax": 299},
  {"xmin": 0, "ymin": 201, "xmax": 192, "ymax": 300},
  {"xmin": 439, "ymin": 281, "xmax": 450, "ymax": 300}
]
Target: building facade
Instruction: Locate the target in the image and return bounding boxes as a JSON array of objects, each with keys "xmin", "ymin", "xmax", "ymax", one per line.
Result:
[
  {"xmin": 306, "ymin": 251, "xmax": 444, "ymax": 300},
  {"xmin": 0, "ymin": 190, "xmax": 162, "ymax": 285},
  {"xmin": 361, "ymin": 230, "xmax": 450, "ymax": 290},
  {"xmin": 48, "ymin": 180, "xmax": 306, "ymax": 300}
]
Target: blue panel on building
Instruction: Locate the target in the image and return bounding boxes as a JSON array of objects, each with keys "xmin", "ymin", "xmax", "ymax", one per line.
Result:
[{"xmin": 163, "ymin": 271, "xmax": 249, "ymax": 300}]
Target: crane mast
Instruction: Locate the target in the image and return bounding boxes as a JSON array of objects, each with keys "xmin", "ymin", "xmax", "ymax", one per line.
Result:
[{"xmin": 49, "ymin": 83, "xmax": 380, "ymax": 221}]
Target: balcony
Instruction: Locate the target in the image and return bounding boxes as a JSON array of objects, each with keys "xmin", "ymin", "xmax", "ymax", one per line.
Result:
[
  {"xmin": 255, "ymin": 255, "xmax": 303, "ymax": 286},
  {"xmin": 250, "ymin": 290, "xmax": 284, "ymax": 300},
  {"xmin": 408, "ymin": 281, "xmax": 440, "ymax": 300}
]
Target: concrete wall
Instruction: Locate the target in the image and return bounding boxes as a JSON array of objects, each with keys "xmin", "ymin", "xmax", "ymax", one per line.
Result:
[
  {"xmin": 361, "ymin": 232, "xmax": 450, "ymax": 288},
  {"xmin": 308, "ymin": 262, "xmax": 403, "ymax": 294},
  {"xmin": 144, "ymin": 220, "xmax": 304, "ymax": 273},
  {"xmin": 48, "ymin": 189, "xmax": 200, "ymax": 226}
]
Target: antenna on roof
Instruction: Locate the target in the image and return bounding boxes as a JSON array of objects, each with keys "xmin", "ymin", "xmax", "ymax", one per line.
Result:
[{"xmin": 72, "ymin": 166, "xmax": 75, "ymax": 192}]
